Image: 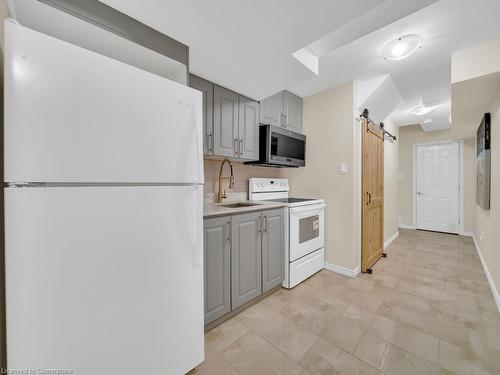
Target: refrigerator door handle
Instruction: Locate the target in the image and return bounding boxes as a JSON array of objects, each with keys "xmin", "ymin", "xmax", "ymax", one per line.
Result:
[{"xmin": 193, "ymin": 184, "xmax": 203, "ymax": 267}]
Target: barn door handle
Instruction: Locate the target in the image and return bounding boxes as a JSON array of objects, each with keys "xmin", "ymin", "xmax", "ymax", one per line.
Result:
[{"xmin": 366, "ymin": 192, "xmax": 372, "ymax": 204}]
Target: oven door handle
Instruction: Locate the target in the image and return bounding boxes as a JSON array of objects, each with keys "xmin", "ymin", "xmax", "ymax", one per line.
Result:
[{"xmin": 290, "ymin": 203, "xmax": 326, "ymax": 214}]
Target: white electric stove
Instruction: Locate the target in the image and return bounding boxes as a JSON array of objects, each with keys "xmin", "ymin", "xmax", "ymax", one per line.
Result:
[{"xmin": 249, "ymin": 178, "xmax": 326, "ymax": 288}]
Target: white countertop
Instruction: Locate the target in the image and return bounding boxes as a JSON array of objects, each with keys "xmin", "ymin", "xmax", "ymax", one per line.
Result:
[{"xmin": 203, "ymin": 200, "xmax": 288, "ymax": 218}]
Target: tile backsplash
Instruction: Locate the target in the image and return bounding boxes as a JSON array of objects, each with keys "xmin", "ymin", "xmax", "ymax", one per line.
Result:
[{"xmin": 203, "ymin": 159, "xmax": 284, "ymax": 202}]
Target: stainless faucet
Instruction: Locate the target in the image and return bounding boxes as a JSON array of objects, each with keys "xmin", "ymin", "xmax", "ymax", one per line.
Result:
[{"xmin": 217, "ymin": 159, "xmax": 235, "ymax": 203}]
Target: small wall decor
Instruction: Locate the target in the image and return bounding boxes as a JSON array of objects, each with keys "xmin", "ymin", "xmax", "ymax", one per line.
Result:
[{"xmin": 476, "ymin": 113, "xmax": 491, "ymax": 210}]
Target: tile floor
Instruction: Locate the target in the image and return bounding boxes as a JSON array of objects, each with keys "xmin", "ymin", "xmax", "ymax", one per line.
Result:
[{"xmin": 191, "ymin": 229, "xmax": 500, "ymax": 374}]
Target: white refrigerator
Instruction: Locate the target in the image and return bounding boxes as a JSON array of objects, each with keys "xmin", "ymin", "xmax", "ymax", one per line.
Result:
[{"xmin": 4, "ymin": 19, "xmax": 204, "ymax": 374}]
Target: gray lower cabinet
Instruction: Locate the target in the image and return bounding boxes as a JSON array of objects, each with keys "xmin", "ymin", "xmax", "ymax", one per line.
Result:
[
  {"xmin": 231, "ymin": 211, "xmax": 262, "ymax": 309},
  {"xmin": 189, "ymin": 74, "xmax": 214, "ymax": 155},
  {"xmin": 213, "ymin": 85, "xmax": 239, "ymax": 158},
  {"xmin": 203, "ymin": 208, "xmax": 285, "ymax": 325},
  {"xmin": 203, "ymin": 216, "xmax": 231, "ymax": 325},
  {"xmin": 262, "ymin": 208, "xmax": 285, "ymax": 293}
]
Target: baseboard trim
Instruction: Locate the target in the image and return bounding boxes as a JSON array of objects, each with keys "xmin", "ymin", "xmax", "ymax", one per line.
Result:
[
  {"xmin": 384, "ymin": 231, "xmax": 399, "ymax": 249},
  {"xmin": 399, "ymin": 224, "xmax": 416, "ymax": 230},
  {"xmin": 472, "ymin": 235, "xmax": 500, "ymax": 313},
  {"xmin": 459, "ymin": 231, "xmax": 473, "ymax": 237},
  {"xmin": 324, "ymin": 262, "xmax": 360, "ymax": 278}
]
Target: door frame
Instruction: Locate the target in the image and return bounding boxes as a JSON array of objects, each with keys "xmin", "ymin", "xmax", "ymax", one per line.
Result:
[{"xmin": 412, "ymin": 140, "xmax": 464, "ymax": 234}]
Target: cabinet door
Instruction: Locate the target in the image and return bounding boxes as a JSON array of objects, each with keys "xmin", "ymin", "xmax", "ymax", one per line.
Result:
[
  {"xmin": 238, "ymin": 96, "xmax": 260, "ymax": 161},
  {"xmin": 262, "ymin": 208, "xmax": 285, "ymax": 293},
  {"xmin": 189, "ymin": 74, "xmax": 214, "ymax": 155},
  {"xmin": 231, "ymin": 212, "xmax": 262, "ymax": 309},
  {"xmin": 203, "ymin": 216, "xmax": 231, "ymax": 325},
  {"xmin": 259, "ymin": 91, "xmax": 284, "ymax": 127},
  {"xmin": 284, "ymin": 91, "xmax": 303, "ymax": 133},
  {"xmin": 214, "ymin": 85, "xmax": 239, "ymax": 158}
]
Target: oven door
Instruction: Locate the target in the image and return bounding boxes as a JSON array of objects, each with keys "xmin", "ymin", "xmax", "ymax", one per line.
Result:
[{"xmin": 289, "ymin": 203, "xmax": 326, "ymax": 261}]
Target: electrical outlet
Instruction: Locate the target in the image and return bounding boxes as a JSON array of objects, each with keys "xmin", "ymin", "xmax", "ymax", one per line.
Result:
[
  {"xmin": 339, "ymin": 162, "xmax": 348, "ymax": 175},
  {"xmin": 480, "ymin": 232, "xmax": 485, "ymax": 241}
]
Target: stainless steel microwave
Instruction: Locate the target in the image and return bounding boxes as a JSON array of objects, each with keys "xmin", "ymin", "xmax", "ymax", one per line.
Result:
[{"xmin": 246, "ymin": 125, "xmax": 306, "ymax": 168}]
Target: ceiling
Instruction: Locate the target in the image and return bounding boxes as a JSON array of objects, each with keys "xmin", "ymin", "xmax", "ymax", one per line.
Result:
[
  {"xmin": 290, "ymin": 0, "xmax": 500, "ymax": 131},
  {"xmin": 98, "ymin": 0, "xmax": 442, "ymax": 100},
  {"xmin": 99, "ymin": 0, "xmax": 500, "ymax": 132},
  {"xmin": 15, "ymin": 0, "xmax": 500, "ymax": 133}
]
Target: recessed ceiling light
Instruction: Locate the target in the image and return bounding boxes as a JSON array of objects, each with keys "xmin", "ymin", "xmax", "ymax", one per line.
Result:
[
  {"xmin": 382, "ymin": 34, "xmax": 423, "ymax": 61},
  {"xmin": 409, "ymin": 105, "xmax": 434, "ymax": 116}
]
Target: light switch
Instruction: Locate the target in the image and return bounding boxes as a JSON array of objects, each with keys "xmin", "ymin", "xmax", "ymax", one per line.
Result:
[{"xmin": 339, "ymin": 162, "xmax": 348, "ymax": 175}]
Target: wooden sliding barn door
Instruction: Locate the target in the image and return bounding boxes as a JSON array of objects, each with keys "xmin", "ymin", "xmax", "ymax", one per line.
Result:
[{"xmin": 362, "ymin": 119, "xmax": 384, "ymax": 273}]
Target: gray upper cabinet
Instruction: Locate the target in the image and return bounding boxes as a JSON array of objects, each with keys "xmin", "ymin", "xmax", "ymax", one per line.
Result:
[
  {"xmin": 231, "ymin": 211, "xmax": 262, "ymax": 309},
  {"xmin": 284, "ymin": 91, "xmax": 303, "ymax": 133},
  {"xmin": 203, "ymin": 216, "xmax": 231, "ymax": 325},
  {"xmin": 262, "ymin": 208, "xmax": 285, "ymax": 293},
  {"xmin": 259, "ymin": 90, "xmax": 303, "ymax": 133},
  {"xmin": 189, "ymin": 74, "xmax": 214, "ymax": 155},
  {"xmin": 190, "ymin": 75, "xmax": 259, "ymax": 160},
  {"xmin": 238, "ymin": 96, "xmax": 260, "ymax": 161},
  {"xmin": 259, "ymin": 91, "xmax": 284, "ymax": 127},
  {"xmin": 213, "ymin": 85, "xmax": 239, "ymax": 158}
]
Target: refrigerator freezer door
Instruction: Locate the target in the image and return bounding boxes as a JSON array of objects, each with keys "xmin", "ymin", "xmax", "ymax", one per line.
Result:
[
  {"xmin": 4, "ymin": 21, "xmax": 203, "ymax": 184},
  {"xmin": 5, "ymin": 185, "xmax": 204, "ymax": 374}
]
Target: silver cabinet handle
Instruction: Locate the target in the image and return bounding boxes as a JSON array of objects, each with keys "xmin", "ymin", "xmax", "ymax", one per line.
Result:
[
  {"xmin": 280, "ymin": 113, "xmax": 286, "ymax": 127},
  {"xmin": 239, "ymin": 139, "xmax": 244, "ymax": 156},
  {"xmin": 234, "ymin": 138, "xmax": 238, "ymax": 156},
  {"xmin": 207, "ymin": 133, "xmax": 213, "ymax": 153},
  {"xmin": 224, "ymin": 221, "xmax": 230, "ymax": 242},
  {"xmin": 258, "ymin": 216, "xmax": 262, "ymax": 233},
  {"xmin": 263, "ymin": 215, "xmax": 267, "ymax": 232}
]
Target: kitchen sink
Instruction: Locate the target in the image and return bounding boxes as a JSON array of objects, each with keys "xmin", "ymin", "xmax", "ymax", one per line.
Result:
[{"xmin": 218, "ymin": 202, "xmax": 261, "ymax": 208}]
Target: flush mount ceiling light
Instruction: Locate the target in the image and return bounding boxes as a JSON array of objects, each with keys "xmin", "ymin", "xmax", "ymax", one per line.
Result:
[
  {"xmin": 409, "ymin": 105, "xmax": 435, "ymax": 116},
  {"xmin": 381, "ymin": 34, "xmax": 423, "ymax": 61}
]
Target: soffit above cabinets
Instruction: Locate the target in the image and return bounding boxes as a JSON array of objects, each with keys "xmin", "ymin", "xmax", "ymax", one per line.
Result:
[{"xmin": 8, "ymin": 0, "xmax": 188, "ymax": 84}]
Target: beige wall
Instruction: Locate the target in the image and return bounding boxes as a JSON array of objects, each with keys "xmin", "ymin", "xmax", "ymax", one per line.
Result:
[
  {"xmin": 474, "ymin": 89, "xmax": 500, "ymax": 304},
  {"xmin": 451, "ymin": 38, "xmax": 500, "ymax": 84},
  {"xmin": 283, "ymin": 82, "xmax": 361, "ymax": 270},
  {"xmin": 398, "ymin": 125, "xmax": 475, "ymax": 233},
  {"xmin": 383, "ymin": 117, "xmax": 400, "ymax": 241}
]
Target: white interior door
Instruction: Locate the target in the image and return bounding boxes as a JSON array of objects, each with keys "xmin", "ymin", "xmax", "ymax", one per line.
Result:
[
  {"xmin": 5, "ymin": 185, "xmax": 204, "ymax": 374},
  {"xmin": 416, "ymin": 142, "xmax": 460, "ymax": 233}
]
